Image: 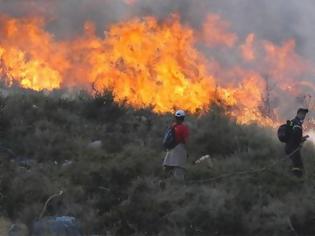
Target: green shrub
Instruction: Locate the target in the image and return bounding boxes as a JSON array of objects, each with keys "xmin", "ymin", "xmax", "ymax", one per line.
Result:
[{"xmin": 0, "ymin": 87, "xmax": 315, "ymax": 235}]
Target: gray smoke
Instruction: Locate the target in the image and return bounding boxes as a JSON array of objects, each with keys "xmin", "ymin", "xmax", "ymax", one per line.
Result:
[
  {"xmin": 1, "ymin": 0, "xmax": 315, "ymax": 59},
  {"xmin": 1, "ymin": 0, "xmax": 315, "ymax": 54}
]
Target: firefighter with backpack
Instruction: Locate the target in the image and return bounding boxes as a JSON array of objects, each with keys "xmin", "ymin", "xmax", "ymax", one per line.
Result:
[
  {"xmin": 162, "ymin": 110, "xmax": 189, "ymax": 181},
  {"xmin": 278, "ymin": 108, "xmax": 309, "ymax": 177}
]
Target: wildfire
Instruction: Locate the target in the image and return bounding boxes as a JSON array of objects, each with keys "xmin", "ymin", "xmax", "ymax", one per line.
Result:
[
  {"xmin": 0, "ymin": 13, "xmax": 314, "ymax": 125},
  {"xmin": 0, "ymin": 16, "xmax": 68, "ymax": 90},
  {"xmin": 202, "ymin": 14, "xmax": 237, "ymax": 48},
  {"xmin": 80, "ymin": 16, "xmax": 216, "ymax": 113},
  {"xmin": 240, "ymin": 33, "xmax": 256, "ymax": 62},
  {"xmin": 124, "ymin": 0, "xmax": 138, "ymax": 5}
]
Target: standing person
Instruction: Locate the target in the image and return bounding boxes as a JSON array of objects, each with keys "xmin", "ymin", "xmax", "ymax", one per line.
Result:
[
  {"xmin": 163, "ymin": 110, "xmax": 189, "ymax": 181},
  {"xmin": 285, "ymin": 108, "xmax": 309, "ymax": 177}
]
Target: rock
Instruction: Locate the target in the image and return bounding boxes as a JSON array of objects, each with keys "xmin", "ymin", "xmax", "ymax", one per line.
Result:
[
  {"xmin": 14, "ymin": 156, "xmax": 34, "ymax": 169},
  {"xmin": 32, "ymin": 216, "xmax": 82, "ymax": 236},
  {"xmin": 62, "ymin": 160, "xmax": 73, "ymax": 167},
  {"xmin": 140, "ymin": 116, "xmax": 148, "ymax": 122},
  {"xmin": 87, "ymin": 140, "xmax": 102, "ymax": 150}
]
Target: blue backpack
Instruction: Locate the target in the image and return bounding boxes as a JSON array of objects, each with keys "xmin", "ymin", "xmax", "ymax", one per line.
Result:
[{"xmin": 163, "ymin": 125, "xmax": 178, "ymax": 150}]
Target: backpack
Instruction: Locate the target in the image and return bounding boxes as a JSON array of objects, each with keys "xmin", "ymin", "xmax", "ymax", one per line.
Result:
[
  {"xmin": 163, "ymin": 125, "xmax": 178, "ymax": 150},
  {"xmin": 277, "ymin": 120, "xmax": 293, "ymax": 143}
]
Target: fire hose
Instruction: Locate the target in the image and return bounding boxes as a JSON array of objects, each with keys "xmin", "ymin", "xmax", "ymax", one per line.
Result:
[{"xmin": 187, "ymin": 147, "xmax": 301, "ymax": 184}]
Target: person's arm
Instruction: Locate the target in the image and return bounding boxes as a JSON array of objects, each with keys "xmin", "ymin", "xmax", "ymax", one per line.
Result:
[
  {"xmin": 292, "ymin": 126, "xmax": 303, "ymax": 144},
  {"xmin": 302, "ymin": 135, "xmax": 309, "ymax": 142}
]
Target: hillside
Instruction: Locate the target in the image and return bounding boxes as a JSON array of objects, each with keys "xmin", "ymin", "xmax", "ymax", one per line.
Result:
[{"xmin": 0, "ymin": 88, "xmax": 315, "ymax": 235}]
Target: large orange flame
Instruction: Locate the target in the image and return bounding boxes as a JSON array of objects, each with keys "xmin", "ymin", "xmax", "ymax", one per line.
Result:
[
  {"xmin": 0, "ymin": 16, "xmax": 68, "ymax": 90},
  {"xmin": 78, "ymin": 16, "xmax": 216, "ymax": 113},
  {"xmin": 0, "ymin": 13, "xmax": 314, "ymax": 125}
]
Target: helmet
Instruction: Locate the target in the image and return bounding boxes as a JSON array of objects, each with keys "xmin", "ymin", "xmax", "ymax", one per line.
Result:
[
  {"xmin": 175, "ymin": 110, "xmax": 186, "ymax": 118},
  {"xmin": 297, "ymin": 108, "xmax": 309, "ymax": 114}
]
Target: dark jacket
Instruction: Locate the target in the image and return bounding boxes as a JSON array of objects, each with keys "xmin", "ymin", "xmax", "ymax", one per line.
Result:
[{"xmin": 285, "ymin": 117, "xmax": 303, "ymax": 152}]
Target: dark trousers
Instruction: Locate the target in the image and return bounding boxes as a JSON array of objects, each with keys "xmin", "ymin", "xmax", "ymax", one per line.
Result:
[{"xmin": 285, "ymin": 146, "xmax": 304, "ymax": 177}]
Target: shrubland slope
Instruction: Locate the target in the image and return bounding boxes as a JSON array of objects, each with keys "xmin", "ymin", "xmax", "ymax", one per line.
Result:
[{"xmin": 0, "ymin": 88, "xmax": 315, "ymax": 235}]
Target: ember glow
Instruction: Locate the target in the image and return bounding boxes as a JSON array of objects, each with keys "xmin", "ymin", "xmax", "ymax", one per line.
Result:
[{"xmin": 0, "ymin": 13, "xmax": 314, "ymax": 125}]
